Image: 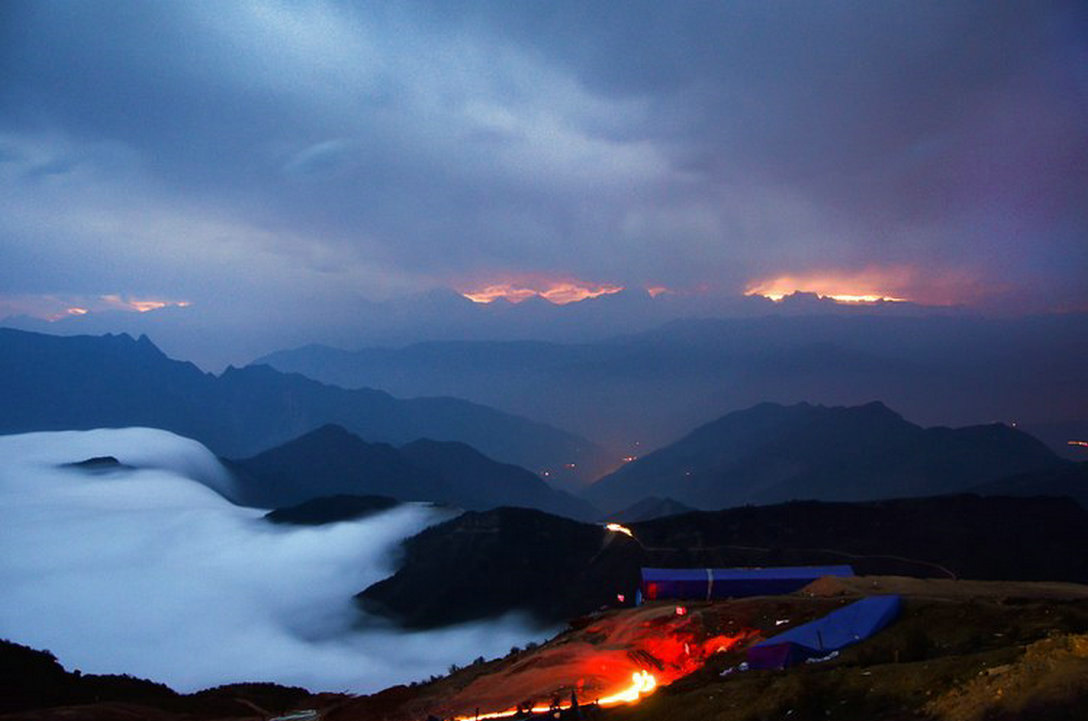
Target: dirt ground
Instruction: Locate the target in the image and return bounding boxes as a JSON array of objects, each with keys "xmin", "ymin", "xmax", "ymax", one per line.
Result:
[{"xmin": 8, "ymin": 577, "xmax": 1088, "ymax": 721}]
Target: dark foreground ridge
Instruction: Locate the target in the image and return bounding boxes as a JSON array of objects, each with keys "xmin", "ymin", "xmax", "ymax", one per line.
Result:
[
  {"xmin": 358, "ymin": 494, "xmax": 1088, "ymax": 629},
  {"xmin": 0, "ymin": 638, "xmax": 322, "ymax": 719},
  {"xmin": 9, "ymin": 581, "xmax": 1088, "ymax": 721}
]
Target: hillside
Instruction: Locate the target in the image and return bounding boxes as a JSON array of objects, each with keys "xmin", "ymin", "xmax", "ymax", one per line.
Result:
[
  {"xmin": 357, "ymin": 506, "xmax": 640, "ymax": 628},
  {"xmin": 0, "ymin": 328, "xmax": 608, "ymax": 482},
  {"xmin": 356, "ymin": 494, "xmax": 1088, "ymax": 629},
  {"xmin": 584, "ymin": 401, "xmax": 1063, "ymax": 513}
]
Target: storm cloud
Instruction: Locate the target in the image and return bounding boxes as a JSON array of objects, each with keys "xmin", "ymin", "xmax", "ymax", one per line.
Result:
[{"xmin": 1, "ymin": 1, "xmax": 1085, "ymax": 362}]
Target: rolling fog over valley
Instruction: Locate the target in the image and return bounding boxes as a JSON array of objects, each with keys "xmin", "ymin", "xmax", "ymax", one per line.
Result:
[{"xmin": 0, "ymin": 429, "xmax": 549, "ymax": 693}]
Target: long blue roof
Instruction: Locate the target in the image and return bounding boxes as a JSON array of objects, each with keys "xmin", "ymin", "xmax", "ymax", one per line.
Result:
[{"xmin": 641, "ymin": 566, "xmax": 854, "ymax": 582}]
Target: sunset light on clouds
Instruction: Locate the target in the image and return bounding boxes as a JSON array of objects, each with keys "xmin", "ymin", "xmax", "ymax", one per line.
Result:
[
  {"xmin": 743, "ymin": 266, "xmax": 988, "ymax": 306},
  {"xmin": 0, "ymin": 0, "xmax": 1084, "ymax": 367},
  {"xmin": 0, "ymin": 294, "xmax": 192, "ymax": 322},
  {"xmin": 461, "ymin": 278, "xmax": 625, "ymax": 305}
]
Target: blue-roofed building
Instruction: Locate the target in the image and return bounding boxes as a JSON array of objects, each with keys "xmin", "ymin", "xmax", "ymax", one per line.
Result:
[{"xmin": 639, "ymin": 565, "xmax": 854, "ymax": 602}]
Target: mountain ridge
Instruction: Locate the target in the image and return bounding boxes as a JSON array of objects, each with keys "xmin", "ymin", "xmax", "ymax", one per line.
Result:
[
  {"xmin": 0, "ymin": 328, "xmax": 609, "ymax": 482},
  {"xmin": 226, "ymin": 424, "xmax": 599, "ymax": 519},
  {"xmin": 584, "ymin": 401, "xmax": 1064, "ymax": 513}
]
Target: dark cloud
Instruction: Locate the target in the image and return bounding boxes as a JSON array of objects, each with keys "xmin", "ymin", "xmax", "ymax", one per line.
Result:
[{"xmin": 1, "ymin": 0, "xmax": 1085, "ymax": 352}]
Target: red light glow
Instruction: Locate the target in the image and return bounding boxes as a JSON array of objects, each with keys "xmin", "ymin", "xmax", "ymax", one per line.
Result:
[{"xmin": 437, "ymin": 603, "xmax": 755, "ymax": 721}]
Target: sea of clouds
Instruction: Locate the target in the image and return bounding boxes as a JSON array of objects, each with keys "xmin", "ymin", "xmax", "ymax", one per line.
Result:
[{"xmin": 0, "ymin": 428, "xmax": 548, "ymax": 693}]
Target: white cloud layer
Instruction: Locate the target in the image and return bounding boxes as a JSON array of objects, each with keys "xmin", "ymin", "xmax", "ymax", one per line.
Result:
[{"xmin": 0, "ymin": 428, "xmax": 548, "ymax": 693}]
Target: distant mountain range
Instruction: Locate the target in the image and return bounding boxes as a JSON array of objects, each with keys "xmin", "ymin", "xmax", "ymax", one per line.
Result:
[
  {"xmin": 256, "ymin": 312, "xmax": 1088, "ymax": 457},
  {"xmin": 1, "ymin": 286, "xmax": 948, "ymax": 371},
  {"xmin": 0, "ymin": 328, "xmax": 609, "ymax": 483},
  {"xmin": 358, "ymin": 493, "xmax": 1088, "ymax": 628},
  {"xmin": 227, "ymin": 424, "xmax": 599, "ymax": 519},
  {"xmin": 584, "ymin": 401, "xmax": 1064, "ymax": 513}
]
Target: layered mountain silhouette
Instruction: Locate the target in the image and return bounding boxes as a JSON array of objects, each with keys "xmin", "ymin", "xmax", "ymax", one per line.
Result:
[
  {"xmin": 584, "ymin": 401, "xmax": 1064, "ymax": 513},
  {"xmin": 226, "ymin": 424, "xmax": 599, "ymax": 519},
  {"xmin": 0, "ymin": 328, "xmax": 608, "ymax": 481},
  {"xmin": 359, "ymin": 494, "xmax": 1088, "ymax": 628},
  {"xmin": 256, "ymin": 313, "xmax": 1088, "ymax": 457}
]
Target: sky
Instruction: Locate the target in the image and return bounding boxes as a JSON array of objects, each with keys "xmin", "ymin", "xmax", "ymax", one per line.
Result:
[{"xmin": 1, "ymin": 1, "xmax": 1086, "ymax": 362}]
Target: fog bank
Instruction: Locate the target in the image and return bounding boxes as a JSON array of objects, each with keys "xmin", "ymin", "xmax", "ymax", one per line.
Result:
[{"xmin": 0, "ymin": 428, "xmax": 547, "ymax": 693}]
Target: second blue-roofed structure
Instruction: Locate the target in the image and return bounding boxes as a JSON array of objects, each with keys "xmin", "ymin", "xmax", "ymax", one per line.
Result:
[
  {"xmin": 747, "ymin": 594, "xmax": 902, "ymax": 669},
  {"xmin": 639, "ymin": 565, "xmax": 854, "ymax": 602}
]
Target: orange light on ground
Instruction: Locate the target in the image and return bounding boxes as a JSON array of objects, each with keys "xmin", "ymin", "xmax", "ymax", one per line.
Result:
[
  {"xmin": 460, "ymin": 278, "xmax": 624, "ymax": 305},
  {"xmin": 1069, "ymin": 441, "xmax": 1088, "ymax": 448},
  {"xmin": 439, "ymin": 604, "xmax": 755, "ymax": 721},
  {"xmin": 646, "ymin": 285, "xmax": 671, "ymax": 298},
  {"xmin": 597, "ymin": 670, "xmax": 658, "ymax": 705},
  {"xmin": 453, "ymin": 670, "xmax": 659, "ymax": 720}
]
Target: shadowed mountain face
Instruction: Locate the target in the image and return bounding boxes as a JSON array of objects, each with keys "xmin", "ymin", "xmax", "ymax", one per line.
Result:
[
  {"xmin": 226, "ymin": 425, "xmax": 445, "ymax": 508},
  {"xmin": 608, "ymin": 496, "xmax": 696, "ymax": 523},
  {"xmin": 357, "ymin": 506, "xmax": 643, "ymax": 629},
  {"xmin": 358, "ymin": 495, "xmax": 1088, "ymax": 629},
  {"xmin": 0, "ymin": 328, "xmax": 608, "ymax": 482},
  {"xmin": 399, "ymin": 439, "xmax": 601, "ymax": 520},
  {"xmin": 584, "ymin": 401, "xmax": 1064, "ymax": 513},
  {"xmin": 226, "ymin": 425, "xmax": 599, "ymax": 520}
]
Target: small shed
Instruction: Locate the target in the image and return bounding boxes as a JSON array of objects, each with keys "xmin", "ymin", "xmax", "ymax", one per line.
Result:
[{"xmin": 639, "ymin": 565, "xmax": 854, "ymax": 602}]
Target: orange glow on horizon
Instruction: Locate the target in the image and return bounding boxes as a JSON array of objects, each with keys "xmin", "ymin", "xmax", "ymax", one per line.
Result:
[
  {"xmin": 1069, "ymin": 440, "xmax": 1088, "ymax": 448},
  {"xmin": 746, "ymin": 271, "xmax": 909, "ymax": 304},
  {"xmin": 0, "ymin": 294, "xmax": 192, "ymax": 322},
  {"xmin": 605, "ymin": 522, "xmax": 634, "ymax": 537},
  {"xmin": 646, "ymin": 285, "xmax": 671, "ymax": 298},
  {"xmin": 91, "ymin": 296, "xmax": 192, "ymax": 316},
  {"xmin": 743, "ymin": 266, "xmax": 985, "ymax": 306},
  {"xmin": 460, "ymin": 278, "xmax": 624, "ymax": 305}
]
